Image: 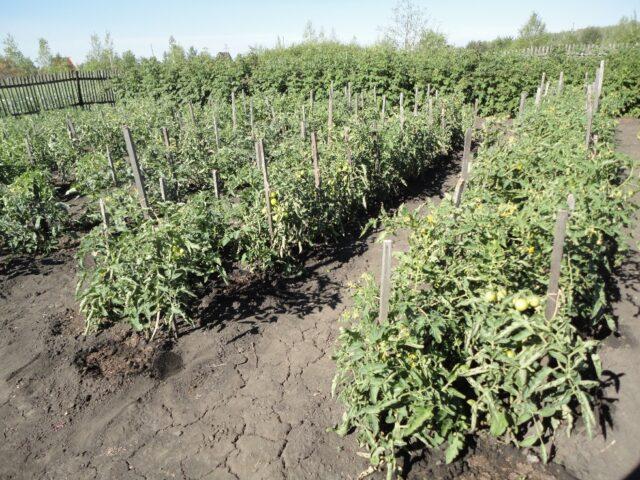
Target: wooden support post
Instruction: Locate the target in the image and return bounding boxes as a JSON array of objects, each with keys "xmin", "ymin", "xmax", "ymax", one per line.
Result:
[
  {"xmin": 428, "ymin": 97, "xmax": 433, "ymax": 125},
  {"xmin": 24, "ymin": 137, "xmax": 34, "ymax": 164},
  {"xmin": 597, "ymin": 60, "xmax": 605, "ymax": 98},
  {"xmin": 380, "ymin": 95, "xmax": 386, "ymax": 121},
  {"xmin": 539, "ymin": 72, "xmax": 546, "ymax": 92},
  {"xmin": 399, "ymin": 92, "xmax": 405, "ymax": 127},
  {"xmin": 301, "ymin": 105, "xmax": 306, "ymax": 139},
  {"xmin": 231, "ymin": 91, "xmax": 237, "ymax": 131},
  {"xmin": 414, "ymin": 86, "xmax": 419, "ymax": 116},
  {"xmin": 159, "ymin": 177, "xmax": 167, "ymax": 201},
  {"xmin": 311, "ymin": 131, "xmax": 321, "ymax": 190},
  {"xmin": 122, "ymin": 126, "xmax": 150, "ymax": 215},
  {"xmin": 212, "ymin": 169, "xmax": 219, "ymax": 199},
  {"xmin": 378, "ymin": 239, "xmax": 393, "ymax": 324},
  {"xmin": 66, "ymin": 116, "xmax": 77, "ymax": 140},
  {"xmin": 534, "ymin": 86, "xmax": 542, "ymax": 107},
  {"xmin": 452, "ymin": 177, "xmax": 465, "ymax": 207},
  {"xmin": 544, "ymin": 197, "xmax": 572, "ymax": 320},
  {"xmin": 461, "ymin": 127, "xmax": 472, "ymax": 180},
  {"xmin": 557, "ymin": 72, "xmax": 564, "ymax": 95},
  {"xmin": 256, "ymin": 139, "xmax": 274, "ymax": 240},
  {"xmin": 440, "ymin": 105, "xmax": 446, "ymax": 132},
  {"xmin": 585, "ymin": 84, "xmax": 594, "ymax": 149},
  {"xmin": 347, "ymin": 82, "xmax": 352, "ymax": 110},
  {"xmin": 106, "ymin": 146, "xmax": 117, "ymax": 186},
  {"xmin": 309, "ymin": 90, "xmax": 314, "ymax": 112},
  {"xmin": 98, "ymin": 198, "xmax": 109, "ymax": 231}
]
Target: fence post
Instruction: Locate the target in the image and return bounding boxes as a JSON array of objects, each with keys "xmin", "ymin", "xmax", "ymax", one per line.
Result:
[
  {"xmin": 74, "ymin": 70, "xmax": 84, "ymax": 108},
  {"xmin": 378, "ymin": 240, "xmax": 393, "ymax": 324},
  {"xmin": 122, "ymin": 126, "xmax": 150, "ymax": 216}
]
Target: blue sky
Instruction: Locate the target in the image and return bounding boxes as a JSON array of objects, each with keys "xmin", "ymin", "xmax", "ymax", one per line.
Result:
[{"xmin": 1, "ymin": 0, "xmax": 638, "ymax": 63}]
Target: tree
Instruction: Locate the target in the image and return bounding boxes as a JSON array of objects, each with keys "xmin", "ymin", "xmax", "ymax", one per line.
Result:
[
  {"xmin": 2, "ymin": 35, "xmax": 36, "ymax": 75},
  {"xmin": 519, "ymin": 12, "xmax": 547, "ymax": 39},
  {"xmin": 85, "ymin": 32, "xmax": 116, "ymax": 69},
  {"xmin": 165, "ymin": 36, "xmax": 186, "ymax": 63},
  {"xmin": 36, "ymin": 38, "xmax": 52, "ymax": 70},
  {"xmin": 383, "ymin": 0, "xmax": 430, "ymax": 49}
]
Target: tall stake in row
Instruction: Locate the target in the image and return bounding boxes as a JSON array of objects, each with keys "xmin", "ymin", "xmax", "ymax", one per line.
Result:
[
  {"xmin": 378, "ymin": 239, "xmax": 393, "ymax": 324},
  {"xmin": 311, "ymin": 132, "xmax": 321, "ymax": 190},
  {"xmin": 255, "ymin": 139, "xmax": 274, "ymax": 240},
  {"xmin": 544, "ymin": 194, "xmax": 574, "ymax": 320},
  {"xmin": 518, "ymin": 91, "xmax": 528, "ymax": 117},
  {"xmin": 231, "ymin": 91, "xmax": 237, "ymax": 131},
  {"xmin": 327, "ymin": 84, "xmax": 334, "ymax": 144},
  {"xmin": 212, "ymin": 169, "xmax": 219, "ymax": 199},
  {"xmin": 106, "ymin": 146, "xmax": 117, "ymax": 186},
  {"xmin": 122, "ymin": 126, "xmax": 150, "ymax": 216}
]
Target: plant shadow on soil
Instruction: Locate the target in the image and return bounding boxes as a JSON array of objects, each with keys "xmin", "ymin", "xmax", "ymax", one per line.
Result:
[{"xmin": 194, "ymin": 153, "xmax": 461, "ymax": 341}]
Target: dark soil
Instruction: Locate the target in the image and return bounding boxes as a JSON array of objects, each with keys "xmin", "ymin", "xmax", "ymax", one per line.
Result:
[{"xmin": 1, "ymin": 122, "xmax": 638, "ymax": 479}]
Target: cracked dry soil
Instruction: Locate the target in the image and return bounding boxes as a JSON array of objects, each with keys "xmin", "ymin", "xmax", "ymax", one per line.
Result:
[{"xmin": 1, "ymin": 122, "xmax": 639, "ymax": 480}]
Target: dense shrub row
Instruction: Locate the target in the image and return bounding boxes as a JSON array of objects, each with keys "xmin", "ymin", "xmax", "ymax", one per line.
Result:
[
  {"xmin": 332, "ymin": 86, "xmax": 635, "ymax": 476},
  {"xmin": 113, "ymin": 43, "xmax": 640, "ymax": 116}
]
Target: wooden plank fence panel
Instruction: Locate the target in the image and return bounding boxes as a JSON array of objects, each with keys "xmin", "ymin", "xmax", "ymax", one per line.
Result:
[{"xmin": 0, "ymin": 70, "xmax": 116, "ymax": 117}]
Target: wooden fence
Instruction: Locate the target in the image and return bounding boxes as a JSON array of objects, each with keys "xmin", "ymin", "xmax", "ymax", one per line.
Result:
[{"xmin": 0, "ymin": 70, "xmax": 116, "ymax": 117}]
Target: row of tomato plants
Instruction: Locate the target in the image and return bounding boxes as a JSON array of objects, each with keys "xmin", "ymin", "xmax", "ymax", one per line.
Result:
[
  {"xmin": 332, "ymin": 86, "xmax": 635, "ymax": 477},
  {"xmin": 0, "ymin": 88, "xmax": 470, "ymax": 333}
]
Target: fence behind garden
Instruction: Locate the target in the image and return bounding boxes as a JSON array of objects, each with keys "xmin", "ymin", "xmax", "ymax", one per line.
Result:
[{"xmin": 0, "ymin": 70, "xmax": 116, "ymax": 117}]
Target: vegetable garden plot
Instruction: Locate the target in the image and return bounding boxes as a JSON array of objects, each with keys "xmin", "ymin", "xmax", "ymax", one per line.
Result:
[
  {"xmin": 0, "ymin": 85, "xmax": 471, "ymax": 335},
  {"xmin": 333, "ymin": 82, "xmax": 635, "ymax": 477}
]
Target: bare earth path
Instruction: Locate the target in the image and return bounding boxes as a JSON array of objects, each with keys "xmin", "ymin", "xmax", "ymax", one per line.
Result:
[
  {"xmin": 554, "ymin": 118, "xmax": 640, "ymax": 480},
  {"xmin": 1, "ymin": 121, "xmax": 639, "ymax": 480}
]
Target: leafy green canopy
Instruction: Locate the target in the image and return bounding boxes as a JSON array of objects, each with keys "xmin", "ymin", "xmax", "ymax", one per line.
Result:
[{"xmin": 332, "ymin": 87, "xmax": 635, "ymax": 477}]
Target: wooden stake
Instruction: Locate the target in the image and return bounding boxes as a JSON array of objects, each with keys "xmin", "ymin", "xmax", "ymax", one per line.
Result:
[
  {"xmin": 256, "ymin": 139, "xmax": 274, "ymax": 240},
  {"xmin": 24, "ymin": 136, "xmax": 34, "ymax": 164},
  {"xmin": 452, "ymin": 177, "xmax": 465, "ymax": 207},
  {"xmin": 159, "ymin": 177, "xmax": 167, "ymax": 201},
  {"xmin": 557, "ymin": 72, "xmax": 564, "ymax": 95},
  {"xmin": 534, "ymin": 86, "xmax": 542, "ymax": 107},
  {"xmin": 585, "ymin": 84, "xmax": 594, "ymax": 149},
  {"xmin": 98, "ymin": 198, "xmax": 109, "ymax": 231},
  {"xmin": 66, "ymin": 117, "xmax": 77, "ymax": 140},
  {"xmin": 231, "ymin": 91, "xmax": 237, "ymax": 131},
  {"xmin": 399, "ymin": 92, "xmax": 405, "ymax": 127},
  {"xmin": 544, "ymin": 197, "xmax": 572, "ymax": 320},
  {"xmin": 106, "ymin": 146, "xmax": 117, "ymax": 186},
  {"xmin": 311, "ymin": 131, "xmax": 321, "ymax": 190},
  {"xmin": 414, "ymin": 86, "xmax": 419, "ymax": 116},
  {"xmin": 461, "ymin": 127, "xmax": 472, "ymax": 181},
  {"xmin": 122, "ymin": 126, "xmax": 150, "ymax": 215},
  {"xmin": 380, "ymin": 95, "xmax": 386, "ymax": 121},
  {"xmin": 378, "ymin": 239, "xmax": 393, "ymax": 324},
  {"xmin": 212, "ymin": 169, "xmax": 219, "ymax": 199}
]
